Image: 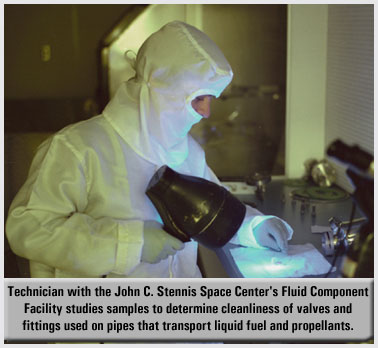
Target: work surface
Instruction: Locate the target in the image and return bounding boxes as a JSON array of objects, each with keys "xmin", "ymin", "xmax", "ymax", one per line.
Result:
[{"xmin": 198, "ymin": 179, "xmax": 361, "ymax": 278}]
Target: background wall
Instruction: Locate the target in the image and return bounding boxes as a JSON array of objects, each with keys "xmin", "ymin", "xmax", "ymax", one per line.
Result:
[
  {"xmin": 285, "ymin": 4, "xmax": 373, "ymax": 189},
  {"xmin": 5, "ymin": 4, "xmax": 132, "ymax": 100},
  {"xmin": 5, "ymin": 4, "xmax": 133, "ymax": 133},
  {"xmin": 285, "ymin": 5, "xmax": 328, "ymax": 178},
  {"xmin": 325, "ymin": 5, "xmax": 374, "ymax": 192},
  {"xmin": 194, "ymin": 4, "xmax": 287, "ymax": 178}
]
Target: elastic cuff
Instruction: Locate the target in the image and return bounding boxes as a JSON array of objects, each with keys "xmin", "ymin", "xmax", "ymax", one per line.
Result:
[{"xmin": 114, "ymin": 220, "xmax": 144, "ymax": 275}]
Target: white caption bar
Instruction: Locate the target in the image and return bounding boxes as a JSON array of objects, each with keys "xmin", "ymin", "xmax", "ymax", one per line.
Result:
[{"xmin": 4, "ymin": 278, "xmax": 373, "ymax": 343}]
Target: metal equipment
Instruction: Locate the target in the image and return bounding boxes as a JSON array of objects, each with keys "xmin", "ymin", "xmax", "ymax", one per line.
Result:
[{"xmin": 327, "ymin": 139, "xmax": 374, "ymax": 278}]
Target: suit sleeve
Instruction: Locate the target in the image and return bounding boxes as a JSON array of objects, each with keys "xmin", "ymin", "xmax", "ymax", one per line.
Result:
[{"xmin": 6, "ymin": 135, "xmax": 143, "ymax": 277}]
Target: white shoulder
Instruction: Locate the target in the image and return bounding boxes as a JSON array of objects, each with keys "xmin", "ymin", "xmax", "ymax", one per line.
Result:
[{"xmin": 187, "ymin": 135, "xmax": 206, "ymax": 158}]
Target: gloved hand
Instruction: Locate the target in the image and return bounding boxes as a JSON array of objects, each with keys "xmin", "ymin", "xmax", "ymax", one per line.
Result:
[
  {"xmin": 253, "ymin": 217, "xmax": 293, "ymax": 253},
  {"xmin": 141, "ymin": 220, "xmax": 184, "ymax": 264}
]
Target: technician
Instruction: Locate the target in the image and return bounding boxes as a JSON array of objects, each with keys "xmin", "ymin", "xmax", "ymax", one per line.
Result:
[{"xmin": 6, "ymin": 21, "xmax": 293, "ymax": 278}]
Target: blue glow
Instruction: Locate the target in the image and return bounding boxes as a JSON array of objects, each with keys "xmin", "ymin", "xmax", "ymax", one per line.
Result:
[
  {"xmin": 236, "ymin": 255, "xmax": 306, "ymax": 278},
  {"xmin": 230, "ymin": 243, "xmax": 331, "ymax": 278},
  {"xmin": 169, "ymin": 148, "xmax": 189, "ymax": 168}
]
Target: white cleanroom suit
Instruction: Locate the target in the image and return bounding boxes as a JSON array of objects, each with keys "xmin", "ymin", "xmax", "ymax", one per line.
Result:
[{"xmin": 6, "ymin": 21, "xmax": 292, "ymax": 278}]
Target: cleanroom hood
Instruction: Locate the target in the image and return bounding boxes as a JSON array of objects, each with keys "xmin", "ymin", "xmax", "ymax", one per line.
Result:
[{"xmin": 103, "ymin": 20, "xmax": 233, "ymax": 166}]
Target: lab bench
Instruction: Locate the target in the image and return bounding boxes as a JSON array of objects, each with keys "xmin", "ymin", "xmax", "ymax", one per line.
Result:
[{"xmin": 198, "ymin": 179, "xmax": 361, "ymax": 278}]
